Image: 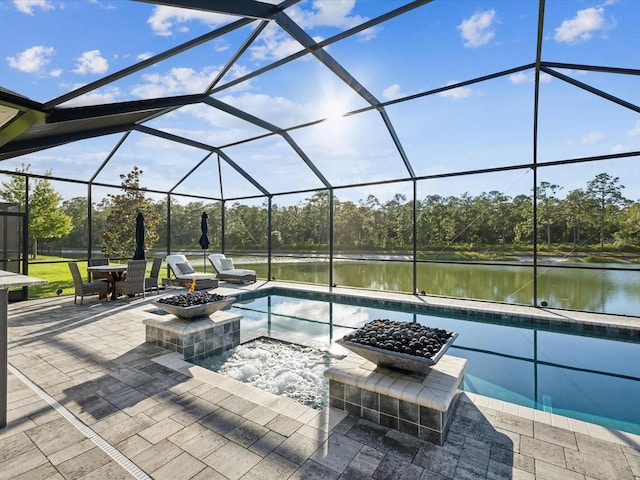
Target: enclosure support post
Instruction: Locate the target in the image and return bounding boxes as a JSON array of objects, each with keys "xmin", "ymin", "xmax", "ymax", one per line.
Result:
[
  {"xmin": 24, "ymin": 177, "xmax": 29, "ymax": 273},
  {"xmin": 329, "ymin": 189, "xmax": 334, "ymax": 288},
  {"xmin": 0, "ymin": 289, "xmax": 7, "ymax": 428},
  {"xmin": 413, "ymin": 180, "xmax": 417, "ymax": 295},
  {"xmin": 267, "ymin": 196, "xmax": 272, "ymax": 281},
  {"xmin": 221, "ymin": 200, "xmax": 226, "ymax": 254},
  {"xmin": 87, "ymin": 184, "xmax": 93, "ymax": 264},
  {"xmin": 166, "ymin": 194, "xmax": 171, "ymax": 278}
]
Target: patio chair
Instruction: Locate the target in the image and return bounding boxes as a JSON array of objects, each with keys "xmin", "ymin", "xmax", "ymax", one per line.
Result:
[
  {"xmin": 166, "ymin": 254, "xmax": 219, "ymax": 290},
  {"xmin": 88, "ymin": 257, "xmax": 110, "ymax": 282},
  {"xmin": 114, "ymin": 259, "xmax": 147, "ymax": 299},
  {"xmin": 208, "ymin": 253, "xmax": 256, "ymax": 284},
  {"xmin": 68, "ymin": 261, "xmax": 109, "ymax": 305},
  {"xmin": 145, "ymin": 256, "xmax": 162, "ymax": 294}
]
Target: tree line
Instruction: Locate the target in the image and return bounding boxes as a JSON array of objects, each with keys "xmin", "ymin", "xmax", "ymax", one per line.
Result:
[{"xmin": 3, "ymin": 167, "xmax": 639, "ymax": 259}]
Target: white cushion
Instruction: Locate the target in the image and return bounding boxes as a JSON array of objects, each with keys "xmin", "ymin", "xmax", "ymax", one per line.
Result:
[{"xmin": 219, "ymin": 258, "xmax": 233, "ymax": 271}]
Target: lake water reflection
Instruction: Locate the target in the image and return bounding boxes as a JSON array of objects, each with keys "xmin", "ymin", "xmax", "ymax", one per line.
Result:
[{"xmin": 242, "ymin": 259, "xmax": 640, "ymax": 316}]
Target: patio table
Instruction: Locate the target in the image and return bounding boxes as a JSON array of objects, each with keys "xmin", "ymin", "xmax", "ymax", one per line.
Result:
[
  {"xmin": 0, "ymin": 271, "xmax": 47, "ymax": 429},
  {"xmin": 87, "ymin": 264, "xmax": 127, "ymax": 301}
]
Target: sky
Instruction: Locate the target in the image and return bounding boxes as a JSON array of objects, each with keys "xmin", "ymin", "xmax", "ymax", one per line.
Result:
[{"xmin": 1, "ymin": 0, "xmax": 639, "ymax": 205}]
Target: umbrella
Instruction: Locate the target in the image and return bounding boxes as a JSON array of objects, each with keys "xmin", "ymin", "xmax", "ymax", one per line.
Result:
[
  {"xmin": 133, "ymin": 211, "xmax": 146, "ymax": 260},
  {"xmin": 199, "ymin": 212, "xmax": 210, "ymax": 272}
]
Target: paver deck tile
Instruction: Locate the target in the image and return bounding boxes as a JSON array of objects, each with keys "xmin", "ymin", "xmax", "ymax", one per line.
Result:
[
  {"xmin": 290, "ymin": 460, "xmax": 340, "ymax": 480},
  {"xmin": 150, "ymin": 451, "xmax": 207, "ymax": 480},
  {"xmin": 0, "ymin": 448, "xmax": 49, "ymax": 480},
  {"xmin": 55, "ymin": 447, "xmax": 113, "ymax": 478},
  {"xmin": 309, "ymin": 431, "xmax": 363, "ymax": 473},
  {"xmin": 242, "ymin": 451, "xmax": 299, "ymax": 480},
  {"xmin": 203, "ymin": 440, "xmax": 262, "ymax": 479},
  {"xmin": 275, "ymin": 431, "xmax": 325, "ymax": 465}
]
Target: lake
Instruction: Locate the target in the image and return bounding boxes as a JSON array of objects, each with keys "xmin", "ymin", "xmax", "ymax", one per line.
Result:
[{"xmin": 234, "ymin": 258, "xmax": 640, "ymax": 316}]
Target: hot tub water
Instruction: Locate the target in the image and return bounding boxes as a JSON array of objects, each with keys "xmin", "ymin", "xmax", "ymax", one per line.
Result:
[{"xmin": 199, "ymin": 337, "xmax": 341, "ymax": 410}]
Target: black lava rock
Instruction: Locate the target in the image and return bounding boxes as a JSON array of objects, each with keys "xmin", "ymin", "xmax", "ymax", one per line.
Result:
[
  {"xmin": 157, "ymin": 292, "xmax": 226, "ymax": 307},
  {"xmin": 341, "ymin": 319, "xmax": 453, "ymax": 359}
]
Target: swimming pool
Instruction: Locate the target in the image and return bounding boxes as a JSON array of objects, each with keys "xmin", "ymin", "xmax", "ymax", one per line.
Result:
[{"xmin": 196, "ymin": 290, "xmax": 640, "ymax": 435}]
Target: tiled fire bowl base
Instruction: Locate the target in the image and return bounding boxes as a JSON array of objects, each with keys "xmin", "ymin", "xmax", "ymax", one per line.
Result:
[
  {"xmin": 324, "ymin": 353, "xmax": 468, "ymax": 445},
  {"xmin": 143, "ymin": 311, "xmax": 242, "ymax": 363}
]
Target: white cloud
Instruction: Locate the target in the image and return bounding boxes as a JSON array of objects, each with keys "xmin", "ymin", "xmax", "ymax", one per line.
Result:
[
  {"xmin": 50, "ymin": 68, "xmax": 62, "ymax": 77},
  {"xmin": 61, "ymin": 86, "xmax": 122, "ymax": 107},
  {"xmin": 578, "ymin": 131, "xmax": 606, "ymax": 145},
  {"xmin": 73, "ymin": 50, "xmax": 109, "ymax": 75},
  {"xmin": 381, "ymin": 84, "xmax": 406, "ymax": 101},
  {"xmin": 137, "ymin": 52, "xmax": 153, "ymax": 61},
  {"xmin": 458, "ymin": 10, "xmax": 496, "ymax": 48},
  {"xmin": 288, "ymin": 0, "xmax": 368, "ymax": 31},
  {"xmin": 610, "ymin": 144, "xmax": 626, "ymax": 154},
  {"xmin": 147, "ymin": 5, "xmax": 232, "ymax": 37},
  {"xmin": 249, "ymin": 23, "xmax": 320, "ymax": 62},
  {"xmin": 213, "ymin": 39, "xmax": 230, "ymax": 53},
  {"xmin": 130, "ymin": 63, "xmax": 250, "ymax": 99},
  {"xmin": 554, "ymin": 7, "xmax": 613, "ymax": 44},
  {"xmin": 627, "ymin": 120, "xmax": 640, "ymax": 137},
  {"xmin": 356, "ymin": 26, "xmax": 380, "ymax": 42},
  {"xmin": 438, "ymin": 82, "xmax": 473, "ymax": 100},
  {"xmin": 7, "ymin": 45, "xmax": 55, "ymax": 73},
  {"xmin": 12, "ymin": 0, "xmax": 54, "ymax": 15},
  {"xmin": 131, "ymin": 67, "xmax": 216, "ymax": 98},
  {"xmin": 508, "ymin": 71, "xmax": 552, "ymax": 84}
]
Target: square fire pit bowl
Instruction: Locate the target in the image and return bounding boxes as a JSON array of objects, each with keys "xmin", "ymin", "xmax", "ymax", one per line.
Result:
[
  {"xmin": 336, "ymin": 331, "xmax": 458, "ymax": 375},
  {"xmin": 152, "ymin": 297, "xmax": 234, "ymax": 320}
]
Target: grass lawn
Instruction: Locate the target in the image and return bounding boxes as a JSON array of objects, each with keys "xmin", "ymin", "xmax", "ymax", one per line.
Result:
[{"xmin": 26, "ymin": 258, "xmax": 83, "ymax": 298}]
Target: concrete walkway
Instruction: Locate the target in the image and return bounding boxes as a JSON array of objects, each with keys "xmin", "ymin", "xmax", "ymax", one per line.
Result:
[{"xmin": 2, "ymin": 286, "xmax": 639, "ymax": 479}]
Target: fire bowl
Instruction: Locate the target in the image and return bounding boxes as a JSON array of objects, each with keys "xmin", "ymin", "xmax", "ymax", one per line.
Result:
[
  {"xmin": 153, "ymin": 295, "xmax": 234, "ymax": 320},
  {"xmin": 336, "ymin": 319, "xmax": 458, "ymax": 375}
]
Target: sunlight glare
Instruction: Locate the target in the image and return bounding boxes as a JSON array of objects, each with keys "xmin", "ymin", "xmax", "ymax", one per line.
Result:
[{"xmin": 321, "ymin": 99, "xmax": 348, "ymax": 124}]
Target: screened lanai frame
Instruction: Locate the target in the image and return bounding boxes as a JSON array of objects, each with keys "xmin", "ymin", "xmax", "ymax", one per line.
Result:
[{"xmin": 1, "ymin": 0, "xmax": 640, "ymax": 314}]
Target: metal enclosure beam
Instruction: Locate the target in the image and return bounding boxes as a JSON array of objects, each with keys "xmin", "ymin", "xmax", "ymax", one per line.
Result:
[{"xmin": 135, "ymin": 0, "xmax": 280, "ymax": 19}]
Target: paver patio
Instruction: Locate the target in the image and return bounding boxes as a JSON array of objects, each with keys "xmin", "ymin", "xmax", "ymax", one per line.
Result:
[{"xmin": 2, "ymin": 284, "xmax": 639, "ymax": 479}]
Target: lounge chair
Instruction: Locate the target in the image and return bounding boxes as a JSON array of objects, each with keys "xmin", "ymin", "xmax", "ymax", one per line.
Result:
[
  {"xmin": 208, "ymin": 254, "xmax": 256, "ymax": 284},
  {"xmin": 69, "ymin": 261, "xmax": 109, "ymax": 305},
  {"xmin": 166, "ymin": 254, "xmax": 218, "ymax": 290}
]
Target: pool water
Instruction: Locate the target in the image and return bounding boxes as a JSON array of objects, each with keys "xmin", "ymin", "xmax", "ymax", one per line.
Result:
[{"xmin": 195, "ymin": 293, "xmax": 640, "ymax": 434}]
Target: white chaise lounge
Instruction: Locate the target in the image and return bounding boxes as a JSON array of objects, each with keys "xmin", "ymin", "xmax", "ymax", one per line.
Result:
[
  {"xmin": 166, "ymin": 254, "xmax": 218, "ymax": 289},
  {"xmin": 208, "ymin": 254, "xmax": 257, "ymax": 284}
]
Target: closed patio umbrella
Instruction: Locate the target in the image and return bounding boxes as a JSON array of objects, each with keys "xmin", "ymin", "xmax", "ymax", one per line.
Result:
[
  {"xmin": 199, "ymin": 212, "xmax": 210, "ymax": 272},
  {"xmin": 133, "ymin": 211, "xmax": 146, "ymax": 260}
]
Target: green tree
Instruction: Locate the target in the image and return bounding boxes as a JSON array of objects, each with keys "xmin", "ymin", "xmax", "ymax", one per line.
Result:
[
  {"xmin": 0, "ymin": 165, "xmax": 72, "ymax": 259},
  {"xmin": 536, "ymin": 182, "xmax": 562, "ymax": 247},
  {"xmin": 616, "ymin": 201, "xmax": 640, "ymax": 245},
  {"xmin": 562, "ymin": 188, "xmax": 594, "ymax": 246},
  {"xmin": 101, "ymin": 166, "xmax": 160, "ymax": 258},
  {"xmin": 60, "ymin": 196, "xmax": 88, "ymax": 248},
  {"xmin": 586, "ymin": 173, "xmax": 627, "ymax": 248}
]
